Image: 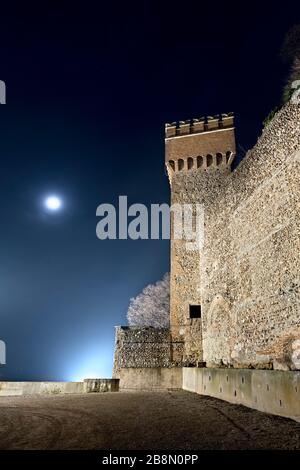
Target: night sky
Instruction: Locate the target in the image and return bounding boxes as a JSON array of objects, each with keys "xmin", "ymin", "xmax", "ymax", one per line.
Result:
[{"xmin": 0, "ymin": 3, "xmax": 299, "ymax": 381}]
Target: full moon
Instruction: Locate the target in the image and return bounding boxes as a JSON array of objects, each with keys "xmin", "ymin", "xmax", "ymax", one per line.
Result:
[{"xmin": 45, "ymin": 196, "xmax": 62, "ymax": 211}]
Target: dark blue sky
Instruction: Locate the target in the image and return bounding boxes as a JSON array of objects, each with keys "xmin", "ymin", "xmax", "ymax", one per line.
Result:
[{"xmin": 0, "ymin": 2, "xmax": 299, "ymax": 380}]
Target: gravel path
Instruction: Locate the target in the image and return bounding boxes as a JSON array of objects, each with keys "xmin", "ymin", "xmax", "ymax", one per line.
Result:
[{"xmin": 0, "ymin": 390, "xmax": 299, "ymax": 450}]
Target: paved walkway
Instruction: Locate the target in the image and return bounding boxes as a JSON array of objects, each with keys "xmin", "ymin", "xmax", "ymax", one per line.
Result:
[{"xmin": 0, "ymin": 390, "xmax": 299, "ymax": 449}]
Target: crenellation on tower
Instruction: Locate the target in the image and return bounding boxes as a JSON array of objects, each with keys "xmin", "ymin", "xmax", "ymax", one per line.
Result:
[{"xmin": 165, "ymin": 112, "xmax": 234, "ymax": 138}]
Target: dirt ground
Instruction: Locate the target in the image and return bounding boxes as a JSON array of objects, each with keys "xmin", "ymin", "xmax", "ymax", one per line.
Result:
[{"xmin": 0, "ymin": 390, "xmax": 299, "ymax": 450}]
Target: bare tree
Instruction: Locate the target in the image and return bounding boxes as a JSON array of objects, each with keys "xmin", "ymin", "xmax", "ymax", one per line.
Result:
[
  {"xmin": 127, "ymin": 273, "xmax": 170, "ymax": 328},
  {"xmin": 280, "ymin": 24, "xmax": 300, "ymax": 63}
]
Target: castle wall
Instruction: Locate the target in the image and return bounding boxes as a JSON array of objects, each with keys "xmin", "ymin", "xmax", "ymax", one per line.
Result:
[
  {"xmin": 113, "ymin": 326, "xmax": 174, "ymax": 378},
  {"xmin": 203, "ymin": 102, "xmax": 300, "ymax": 369},
  {"xmin": 167, "ymin": 103, "xmax": 300, "ymax": 370},
  {"xmin": 113, "ymin": 326, "xmax": 183, "ymax": 389}
]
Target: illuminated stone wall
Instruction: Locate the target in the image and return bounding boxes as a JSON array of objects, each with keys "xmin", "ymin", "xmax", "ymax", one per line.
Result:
[
  {"xmin": 167, "ymin": 102, "xmax": 300, "ymax": 370},
  {"xmin": 113, "ymin": 326, "xmax": 177, "ymax": 378}
]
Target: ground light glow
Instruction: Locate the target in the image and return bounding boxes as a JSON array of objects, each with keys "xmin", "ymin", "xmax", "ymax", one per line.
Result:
[
  {"xmin": 65, "ymin": 348, "xmax": 112, "ymax": 382},
  {"xmin": 45, "ymin": 195, "xmax": 62, "ymax": 211},
  {"xmin": 77, "ymin": 373, "xmax": 101, "ymax": 382}
]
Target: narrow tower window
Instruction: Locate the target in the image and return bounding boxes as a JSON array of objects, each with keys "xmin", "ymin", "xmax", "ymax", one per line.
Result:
[
  {"xmin": 197, "ymin": 156, "xmax": 203, "ymax": 168},
  {"xmin": 216, "ymin": 153, "xmax": 223, "ymax": 166},
  {"xmin": 206, "ymin": 154, "xmax": 213, "ymax": 167},
  {"xmin": 178, "ymin": 159, "xmax": 184, "ymax": 171},
  {"xmin": 189, "ymin": 305, "xmax": 201, "ymax": 319}
]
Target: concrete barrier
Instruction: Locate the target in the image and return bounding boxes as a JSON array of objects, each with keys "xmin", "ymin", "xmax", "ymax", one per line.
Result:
[
  {"xmin": 182, "ymin": 368, "xmax": 300, "ymax": 422},
  {"xmin": 0, "ymin": 381, "xmax": 84, "ymax": 396},
  {"xmin": 119, "ymin": 367, "xmax": 182, "ymax": 390},
  {"xmin": 0, "ymin": 379, "xmax": 119, "ymax": 396},
  {"xmin": 84, "ymin": 378, "xmax": 119, "ymax": 392}
]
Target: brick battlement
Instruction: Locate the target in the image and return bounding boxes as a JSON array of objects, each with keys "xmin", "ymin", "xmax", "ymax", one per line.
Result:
[
  {"xmin": 165, "ymin": 112, "xmax": 236, "ymax": 176},
  {"xmin": 165, "ymin": 113, "xmax": 234, "ymax": 139}
]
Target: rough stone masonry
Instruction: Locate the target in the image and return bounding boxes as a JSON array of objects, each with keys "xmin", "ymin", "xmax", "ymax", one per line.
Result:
[{"xmin": 113, "ymin": 326, "xmax": 173, "ymax": 378}]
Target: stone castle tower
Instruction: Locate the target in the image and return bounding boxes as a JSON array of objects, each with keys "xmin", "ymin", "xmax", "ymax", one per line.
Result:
[
  {"xmin": 165, "ymin": 114, "xmax": 237, "ymax": 367},
  {"xmin": 113, "ymin": 101, "xmax": 300, "ymax": 420}
]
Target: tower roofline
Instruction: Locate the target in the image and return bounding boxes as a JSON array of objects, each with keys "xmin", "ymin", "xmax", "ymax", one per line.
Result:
[{"xmin": 165, "ymin": 126, "xmax": 235, "ymax": 141}]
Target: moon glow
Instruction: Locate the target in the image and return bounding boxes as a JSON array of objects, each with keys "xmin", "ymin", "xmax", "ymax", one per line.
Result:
[{"xmin": 45, "ymin": 196, "xmax": 62, "ymax": 211}]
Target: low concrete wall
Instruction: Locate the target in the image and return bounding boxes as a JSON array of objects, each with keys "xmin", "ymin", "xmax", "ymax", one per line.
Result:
[
  {"xmin": 119, "ymin": 367, "xmax": 182, "ymax": 390},
  {"xmin": 182, "ymin": 368, "xmax": 300, "ymax": 422},
  {"xmin": 0, "ymin": 379, "xmax": 119, "ymax": 396},
  {"xmin": 84, "ymin": 378, "xmax": 119, "ymax": 393},
  {"xmin": 0, "ymin": 381, "xmax": 84, "ymax": 396}
]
